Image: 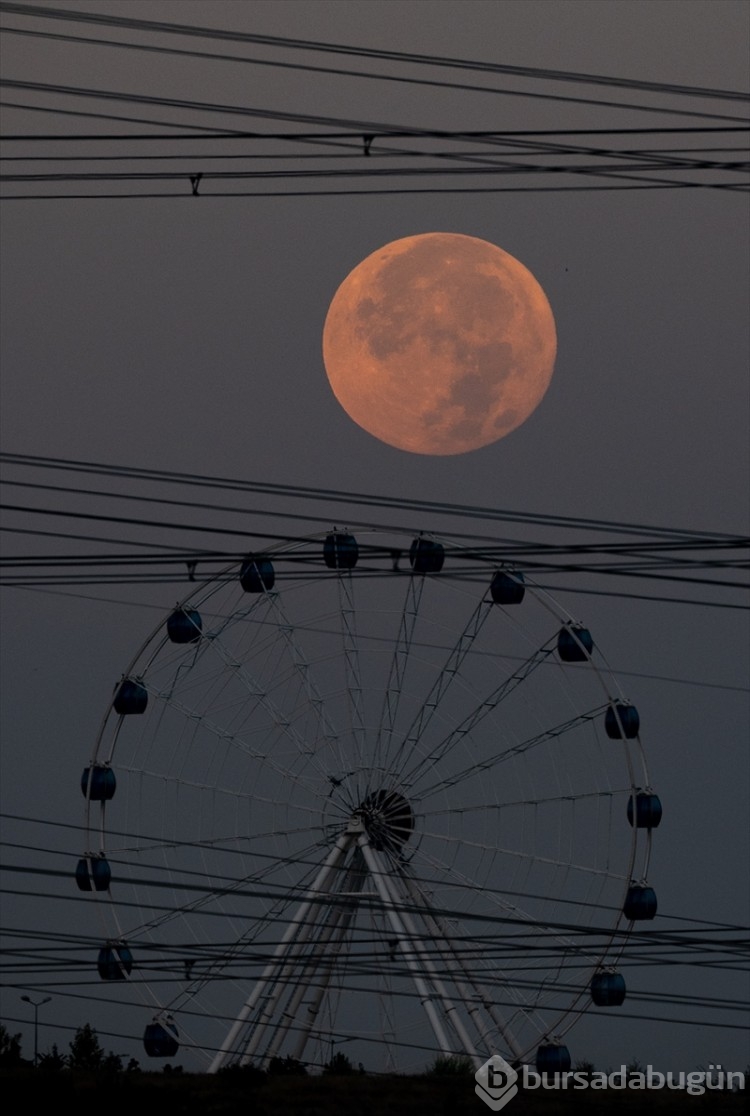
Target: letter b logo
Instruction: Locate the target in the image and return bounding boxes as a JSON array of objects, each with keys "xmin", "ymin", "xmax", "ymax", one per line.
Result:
[{"xmin": 476, "ymin": 1055, "xmax": 519, "ymax": 1111}]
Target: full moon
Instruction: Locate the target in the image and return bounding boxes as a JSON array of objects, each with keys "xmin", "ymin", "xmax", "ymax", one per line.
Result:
[{"xmin": 322, "ymin": 232, "xmax": 556, "ymax": 455}]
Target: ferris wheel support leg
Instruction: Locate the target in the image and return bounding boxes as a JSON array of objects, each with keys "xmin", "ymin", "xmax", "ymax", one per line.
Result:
[
  {"xmin": 265, "ymin": 859, "xmax": 367, "ymax": 1064},
  {"xmin": 238, "ymin": 834, "xmax": 361, "ymax": 1068},
  {"xmin": 379, "ymin": 859, "xmax": 480, "ymax": 1062},
  {"xmin": 400, "ymin": 873, "xmax": 525, "ymax": 1061},
  {"xmin": 288, "ymin": 879, "xmax": 364, "ymax": 1063},
  {"xmin": 208, "ymin": 828, "xmax": 356, "ymax": 1073},
  {"xmin": 357, "ymin": 828, "xmax": 454, "ymax": 1058},
  {"xmin": 238, "ymin": 900, "xmax": 334, "ymax": 1068}
]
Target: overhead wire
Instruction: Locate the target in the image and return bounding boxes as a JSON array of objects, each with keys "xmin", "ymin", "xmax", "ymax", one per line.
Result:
[
  {"xmin": 3, "ymin": 157, "xmax": 746, "ymax": 187},
  {"xmin": 2, "ymin": 77, "xmax": 746, "ymax": 201},
  {"xmin": 2, "ymin": 869, "xmax": 747, "ymax": 988},
  {"xmin": 2, "ymin": 145, "xmax": 746, "ymax": 167},
  {"xmin": 5, "ymin": 77, "xmax": 741, "ymax": 137},
  {"xmin": 1, "ymin": 2, "xmax": 747, "ymax": 112},
  {"xmin": 0, "ymin": 96, "xmax": 250, "ymax": 134},
  {"xmin": 2, "ymin": 452, "xmax": 740, "ymax": 539},
  {"xmin": 1, "ymin": 5, "xmax": 746, "ymax": 201},
  {"xmin": 3, "ymin": 477, "xmax": 746, "ymax": 567},
  {"xmin": 9, "ymin": 183, "xmax": 744, "ymax": 201},
  {"xmin": 7, "ymin": 21, "xmax": 748, "ymax": 128},
  {"xmin": 0, "ymin": 816, "xmax": 745, "ymax": 937},
  {"xmin": 1, "ymin": 66, "xmax": 747, "ymax": 195},
  {"xmin": 4, "ymin": 814, "xmax": 749, "ymax": 938},
  {"xmin": 1, "ymin": 454, "xmax": 746, "ymax": 605},
  {"xmin": 2, "ymin": 917, "xmax": 747, "ymax": 1033},
  {"xmin": 2, "ymin": 106, "xmax": 746, "ymax": 185},
  {"xmin": 1, "ymin": 511, "xmax": 746, "ymax": 596},
  {"xmin": 3, "ymin": 987, "xmax": 745, "ymax": 1060},
  {"xmin": 2, "ymin": 477, "xmax": 746, "ymax": 565},
  {"xmin": 4, "ymin": 124, "xmax": 747, "ymax": 144},
  {"xmin": 4, "ymin": 579, "xmax": 747, "ymax": 688}
]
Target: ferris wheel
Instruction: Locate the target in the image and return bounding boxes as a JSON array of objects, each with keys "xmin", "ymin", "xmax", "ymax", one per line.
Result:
[{"xmin": 77, "ymin": 529, "xmax": 661, "ymax": 1073}]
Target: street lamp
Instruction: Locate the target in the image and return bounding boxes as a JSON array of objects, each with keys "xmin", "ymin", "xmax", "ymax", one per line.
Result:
[{"xmin": 20, "ymin": 995, "xmax": 51, "ymax": 1065}]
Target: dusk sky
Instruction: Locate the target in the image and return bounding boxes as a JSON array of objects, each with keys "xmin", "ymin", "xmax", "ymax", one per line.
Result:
[{"xmin": 1, "ymin": 0, "xmax": 748, "ymax": 1077}]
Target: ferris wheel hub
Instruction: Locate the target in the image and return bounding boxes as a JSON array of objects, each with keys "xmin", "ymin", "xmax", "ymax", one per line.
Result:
[{"xmin": 354, "ymin": 789, "xmax": 415, "ymax": 852}]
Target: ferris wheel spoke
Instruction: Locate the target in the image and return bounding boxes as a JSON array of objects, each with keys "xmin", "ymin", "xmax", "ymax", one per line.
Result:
[
  {"xmin": 418, "ymin": 825, "xmax": 628, "ymax": 883},
  {"xmin": 108, "ymin": 820, "xmax": 324, "ymax": 860},
  {"xmin": 336, "ymin": 570, "xmax": 368, "ymax": 801},
  {"xmin": 124, "ymin": 825, "xmax": 325, "ymax": 892},
  {"xmin": 116, "ymin": 825, "xmax": 337, "ymax": 951},
  {"xmin": 374, "ymin": 574, "xmax": 427, "ymax": 779},
  {"xmin": 118, "ymin": 764, "xmax": 325, "ymax": 811},
  {"xmin": 162, "ymin": 857, "xmax": 350, "ymax": 1040},
  {"xmin": 414, "ymin": 703, "xmax": 610, "ymax": 799},
  {"xmin": 419, "ymin": 787, "xmax": 627, "ymax": 819},
  {"xmin": 409, "ymin": 840, "xmax": 614, "ymax": 981},
  {"xmin": 175, "ymin": 852, "xmax": 334, "ymax": 1011},
  {"xmin": 264, "ymin": 590, "xmax": 352, "ymax": 781},
  {"xmin": 389, "ymin": 598, "xmax": 492, "ymax": 785},
  {"xmin": 198, "ymin": 630, "xmax": 342, "ymax": 789},
  {"xmin": 115, "ymin": 849, "xmax": 300, "ymax": 940},
  {"xmin": 144, "ymin": 685, "xmax": 329, "ymax": 798},
  {"xmin": 400, "ymin": 640, "xmax": 556, "ymax": 789}
]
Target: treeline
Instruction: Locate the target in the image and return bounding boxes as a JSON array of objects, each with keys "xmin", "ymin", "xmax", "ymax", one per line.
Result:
[
  {"xmin": 2, "ymin": 1026, "xmax": 746, "ymax": 1116},
  {"xmin": 1, "ymin": 1022, "xmax": 140, "ymax": 1074}
]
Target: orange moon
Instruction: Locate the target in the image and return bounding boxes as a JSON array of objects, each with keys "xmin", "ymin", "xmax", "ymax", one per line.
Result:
[{"xmin": 322, "ymin": 232, "xmax": 556, "ymax": 455}]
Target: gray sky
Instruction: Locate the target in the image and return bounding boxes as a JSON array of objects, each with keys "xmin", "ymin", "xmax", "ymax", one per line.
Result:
[{"xmin": 1, "ymin": 0, "xmax": 748, "ymax": 1076}]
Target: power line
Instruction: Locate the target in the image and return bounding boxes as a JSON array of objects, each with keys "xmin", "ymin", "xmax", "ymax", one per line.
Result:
[
  {"xmin": 4, "ymin": 156, "xmax": 746, "ymax": 184},
  {"xmin": 4, "ymin": 125, "xmax": 747, "ymax": 144},
  {"xmin": 2, "ymin": 5, "xmax": 747, "ymax": 200},
  {"xmin": 2, "ymin": 856, "xmax": 747, "ymax": 962},
  {"xmin": 0, "ymin": 97, "xmax": 251, "ymax": 135},
  {"xmin": 2, "ymin": 453, "xmax": 746, "ymax": 602},
  {"xmin": 2, "ymin": 2, "xmax": 747, "ymax": 105},
  {"xmin": 2, "ymin": 451, "xmax": 740, "ymax": 540},
  {"xmin": 4, "ymin": 478, "xmax": 746, "ymax": 555},
  {"xmin": 3, "ymin": 21, "xmax": 749, "ymax": 142},
  {"xmin": 4, "ymin": 145, "xmax": 746, "ymax": 165},
  {"xmin": 6, "ymin": 582, "xmax": 748, "ymax": 688},
  {"xmin": 4, "ymin": 477, "xmax": 747, "ymax": 563},
  {"xmin": 2, "ymin": 507, "xmax": 746, "ymax": 595},
  {"xmin": 3, "ymin": 813, "xmax": 745, "ymax": 936},
  {"xmin": 9, "ymin": 183, "xmax": 741, "ymax": 201},
  {"xmin": 0, "ymin": 75, "xmax": 747, "ymax": 200},
  {"xmin": 3, "ymin": 78, "xmax": 746, "ymax": 175}
]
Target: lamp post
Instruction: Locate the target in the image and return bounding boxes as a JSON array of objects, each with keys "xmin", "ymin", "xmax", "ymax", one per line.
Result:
[{"xmin": 20, "ymin": 995, "xmax": 51, "ymax": 1065}]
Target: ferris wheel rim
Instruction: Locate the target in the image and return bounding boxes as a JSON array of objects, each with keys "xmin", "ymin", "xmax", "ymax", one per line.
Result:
[{"xmin": 80, "ymin": 527, "xmax": 657, "ymax": 1071}]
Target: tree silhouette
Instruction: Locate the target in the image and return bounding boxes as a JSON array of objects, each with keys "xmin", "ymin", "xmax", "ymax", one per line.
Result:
[
  {"xmin": 427, "ymin": 1054, "xmax": 474, "ymax": 1077},
  {"xmin": 37, "ymin": 1044, "xmax": 67, "ymax": 1073},
  {"xmin": 323, "ymin": 1051, "xmax": 355, "ymax": 1075},
  {"xmin": 267, "ymin": 1054, "xmax": 307, "ymax": 1076},
  {"xmin": 68, "ymin": 1024, "xmax": 105, "ymax": 1072},
  {"xmin": 0, "ymin": 1024, "xmax": 24, "ymax": 1067}
]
